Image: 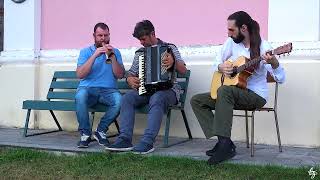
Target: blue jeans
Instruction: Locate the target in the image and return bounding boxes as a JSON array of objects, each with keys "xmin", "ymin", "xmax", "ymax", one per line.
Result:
[
  {"xmin": 119, "ymin": 89, "xmax": 177, "ymax": 145},
  {"xmin": 75, "ymin": 87, "xmax": 121, "ymax": 136}
]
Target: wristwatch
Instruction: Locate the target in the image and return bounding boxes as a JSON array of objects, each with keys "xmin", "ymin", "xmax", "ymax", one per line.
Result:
[{"xmin": 105, "ymin": 52, "xmax": 115, "ymax": 64}]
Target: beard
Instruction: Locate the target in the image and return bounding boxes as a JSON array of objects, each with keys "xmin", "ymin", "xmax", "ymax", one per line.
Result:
[{"xmin": 232, "ymin": 32, "xmax": 245, "ymax": 44}]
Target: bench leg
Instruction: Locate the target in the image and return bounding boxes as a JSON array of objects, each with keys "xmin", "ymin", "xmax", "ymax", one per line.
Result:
[
  {"xmin": 90, "ymin": 112, "xmax": 120, "ymax": 139},
  {"xmin": 23, "ymin": 109, "xmax": 62, "ymax": 137},
  {"xmin": 181, "ymin": 109, "xmax": 192, "ymax": 139},
  {"xmin": 106, "ymin": 120, "xmax": 120, "ymax": 138},
  {"xmin": 109, "ymin": 111, "xmax": 121, "ymax": 138},
  {"xmin": 162, "ymin": 109, "xmax": 193, "ymax": 148},
  {"xmin": 114, "ymin": 120, "xmax": 120, "ymax": 134},
  {"xmin": 90, "ymin": 112, "xmax": 95, "ymax": 131},
  {"xmin": 49, "ymin": 110, "xmax": 62, "ymax": 131},
  {"xmin": 163, "ymin": 109, "xmax": 172, "ymax": 148},
  {"xmin": 23, "ymin": 109, "xmax": 32, "ymax": 137}
]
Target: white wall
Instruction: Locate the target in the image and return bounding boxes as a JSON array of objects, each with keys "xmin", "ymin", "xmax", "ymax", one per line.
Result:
[
  {"xmin": 2, "ymin": 0, "xmax": 41, "ymax": 59},
  {"xmin": 268, "ymin": 0, "xmax": 320, "ymax": 41}
]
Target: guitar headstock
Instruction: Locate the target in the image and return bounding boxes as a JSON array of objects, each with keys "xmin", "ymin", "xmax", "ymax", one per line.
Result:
[{"xmin": 272, "ymin": 43, "xmax": 293, "ymax": 56}]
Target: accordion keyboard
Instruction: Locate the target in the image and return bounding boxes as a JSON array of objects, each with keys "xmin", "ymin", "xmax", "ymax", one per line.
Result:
[{"xmin": 138, "ymin": 54, "xmax": 147, "ymax": 95}]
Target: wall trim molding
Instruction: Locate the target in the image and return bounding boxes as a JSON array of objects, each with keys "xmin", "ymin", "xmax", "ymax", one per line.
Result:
[{"xmin": 1, "ymin": 41, "xmax": 320, "ymax": 65}]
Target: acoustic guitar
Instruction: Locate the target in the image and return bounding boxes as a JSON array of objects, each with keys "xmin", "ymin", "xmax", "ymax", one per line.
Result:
[{"xmin": 210, "ymin": 43, "xmax": 292, "ymax": 99}]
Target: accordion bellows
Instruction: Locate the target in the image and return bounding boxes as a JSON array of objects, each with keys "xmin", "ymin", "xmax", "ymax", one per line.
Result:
[{"xmin": 138, "ymin": 44, "xmax": 175, "ymax": 95}]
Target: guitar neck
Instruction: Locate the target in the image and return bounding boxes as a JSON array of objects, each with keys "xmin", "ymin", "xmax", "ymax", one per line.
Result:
[
  {"xmin": 234, "ymin": 43, "xmax": 292, "ymax": 73},
  {"xmin": 236, "ymin": 57, "xmax": 261, "ymax": 73}
]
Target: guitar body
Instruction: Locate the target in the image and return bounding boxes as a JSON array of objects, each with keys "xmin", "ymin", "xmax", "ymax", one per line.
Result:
[
  {"xmin": 210, "ymin": 56, "xmax": 252, "ymax": 99},
  {"xmin": 210, "ymin": 43, "xmax": 292, "ymax": 99}
]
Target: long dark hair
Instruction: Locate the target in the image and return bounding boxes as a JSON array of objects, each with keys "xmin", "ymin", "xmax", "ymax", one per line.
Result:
[{"xmin": 228, "ymin": 11, "xmax": 261, "ymax": 60}]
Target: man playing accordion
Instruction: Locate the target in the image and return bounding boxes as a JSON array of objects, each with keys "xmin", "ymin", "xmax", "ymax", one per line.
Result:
[{"xmin": 106, "ymin": 20, "xmax": 187, "ymax": 154}]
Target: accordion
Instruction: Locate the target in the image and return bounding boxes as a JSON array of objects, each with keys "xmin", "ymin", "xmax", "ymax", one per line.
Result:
[{"xmin": 138, "ymin": 44, "xmax": 175, "ymax": 95}]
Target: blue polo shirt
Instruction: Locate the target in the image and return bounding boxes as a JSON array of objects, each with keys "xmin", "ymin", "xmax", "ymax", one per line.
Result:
[{"xmin": 77, "ymin": 45, "xmax": 123, "ymax": 88}]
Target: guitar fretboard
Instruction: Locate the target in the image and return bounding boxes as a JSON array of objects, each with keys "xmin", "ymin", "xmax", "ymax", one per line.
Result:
[{"xmin": 236, "ymin": 57, "xmax": 261, "ymax": 73}]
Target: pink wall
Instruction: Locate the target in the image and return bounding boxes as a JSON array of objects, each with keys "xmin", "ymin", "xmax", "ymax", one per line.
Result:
[{"xmin": 41, "ymin": 0, "xmax": 269, "ymax": 49}]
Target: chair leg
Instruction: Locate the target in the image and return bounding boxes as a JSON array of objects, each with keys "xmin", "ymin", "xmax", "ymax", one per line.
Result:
[
  {"xmin": 274, "ymin": 110, "xmax": 282, "ymax": 152},
  {"xmin": 163, "ymin": 109, "xmax": 172, "ymax": 148},
  {"xmin": 23, "ymin": 109, "xmax": 32, "ymax": 137},
  {"xmin": 49, "ymin": 110, "xmax": 62, "ymax": 131},
  {"xmin": 181, "ymin": 109, "xmax": 192, "ymax": 139},
  {"xmin": 251, "ymin": 111, "xmax": 255, "ymax": 157},
  {"xmin": 245, "ymin": 110, "xmax": 249, "ymax": 148}
]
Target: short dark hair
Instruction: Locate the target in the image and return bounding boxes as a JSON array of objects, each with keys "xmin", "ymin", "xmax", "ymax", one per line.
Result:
[
  {"xmin": 94, "ymin": 22, "xmax": 109, "ymax": 33},
  {"xmin": 132, "ymin": 20, "xmax": 155, "ymax": 39}
]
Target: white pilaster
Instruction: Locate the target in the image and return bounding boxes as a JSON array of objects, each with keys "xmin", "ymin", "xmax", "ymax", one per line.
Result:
[
  {"xmin": 1, "ymin": 0, "xmax": 41, "ymax": 60},
  {"xmin": 268, "ymin": 0, "xmax": 320, "ymax": 42}
]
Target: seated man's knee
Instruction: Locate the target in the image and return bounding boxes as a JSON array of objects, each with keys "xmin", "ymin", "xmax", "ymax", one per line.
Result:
[
  {"xmin": 112, "ymin": 92, "xmax": 122, "ymax": 109},
  {"xmin": 122, "ymin": 90, "xmax": 138, "ymax": 104},
  {"xmin": 75, "ymin": 88, "xmax": 88, "ymax": 104},
  {"xmin": 217, "ymin": 85, "xmax": 232, "ymax": 97},
  {"xmin": 190, "ymin": 94, "xmax": 203, "ymax": 107},
  {"xmin": 149, "ymin": 93, "xmax": 166, "ymax": 106}
]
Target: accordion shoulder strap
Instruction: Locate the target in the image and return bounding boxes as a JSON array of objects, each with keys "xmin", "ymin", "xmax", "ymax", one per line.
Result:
[
  {"xmin": 135, "ymin": 47, "xmax": 145, "ymax": 54},
  {"xmin": 163, "ymin": 42, "xmax": 177, "ymax": 48}
]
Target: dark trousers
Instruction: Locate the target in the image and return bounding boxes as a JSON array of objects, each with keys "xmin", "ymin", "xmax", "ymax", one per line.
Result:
[{"xmin": 190, "ymin": 85, "xmax": 266, "ymax": 138}]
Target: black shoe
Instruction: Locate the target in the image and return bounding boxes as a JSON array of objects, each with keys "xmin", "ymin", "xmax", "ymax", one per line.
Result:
[
  {"xmin": 206, "ymin": 141, "xmax": 236, "ymax": 156},
  {"xmin": 132, "ymin": 141, "xmax": 155, "ymax": 155},
  {"xmin": 77, "ymin": 134, "xmax": 91, "ymax": 148},
  {"xmin": 105, "ymin": 137, "xmax": 133, "ymax": 152},
  {"xmin": 207, "ymin": 141, "xmax": 236, "ymax": 165}
]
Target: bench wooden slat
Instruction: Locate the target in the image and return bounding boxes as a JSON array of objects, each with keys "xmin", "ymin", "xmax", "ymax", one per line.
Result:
[
  {"xmin": 54, "ymin": 71, "xmax": 77, "ymax": 79},
  {"xmin": 176, "ymin": 82, "xmax": 187, "ymax": 89},
  {"xmin": 50, "ymin": 81, "xmax": 79, "ymax": 89},
  {"xmin": 47, "ymin": 92, "xmax": 76, "ymax": 100},
  {"xmin": 53, "ymin": 71, "xmax": 190, "ymax": 79},
  {"xmin": 47, "ymin": 71, "xmax": 189, "ymax": 103},
  {"xmin": 117, "ymin": 81, "xmax": 130, "ymax": 89},
  {"xmin": 23, "ymin": 100, "xmax": 76, "ymax": 111},
  {"xmin": 23, "ymin": 100, "xmax": 108, "ymax": 112},
  {"xmin": 49, "ymin": 81, "xmax": 186, "ymax": 90}
]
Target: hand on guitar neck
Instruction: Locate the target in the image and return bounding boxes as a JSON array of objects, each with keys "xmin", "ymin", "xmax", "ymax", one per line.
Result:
[{"xmin": 262, "ymin": 53, "xmax": 279, "ymax": 69}]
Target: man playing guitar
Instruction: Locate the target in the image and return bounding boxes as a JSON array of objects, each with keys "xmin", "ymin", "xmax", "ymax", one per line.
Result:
[{"xmin": 190, "ymin": 11, "xmax": 286, "ymax": 165}]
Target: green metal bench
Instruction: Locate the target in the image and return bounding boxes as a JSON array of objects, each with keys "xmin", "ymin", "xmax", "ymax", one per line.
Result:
[{"xmin": 22, "ymin": 70, "xmax": 192, "ymax": 147}]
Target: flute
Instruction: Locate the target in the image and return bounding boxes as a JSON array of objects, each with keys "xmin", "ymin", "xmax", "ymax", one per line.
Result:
[{"xmin": 102, "ymin": 42, "xmax": 112, "ymax": 64}]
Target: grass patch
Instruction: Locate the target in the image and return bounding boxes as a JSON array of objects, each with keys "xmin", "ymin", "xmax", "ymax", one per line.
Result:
[{"xmin": 0, "ymin": 147, "xmax": 313, "ymax": 180}]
